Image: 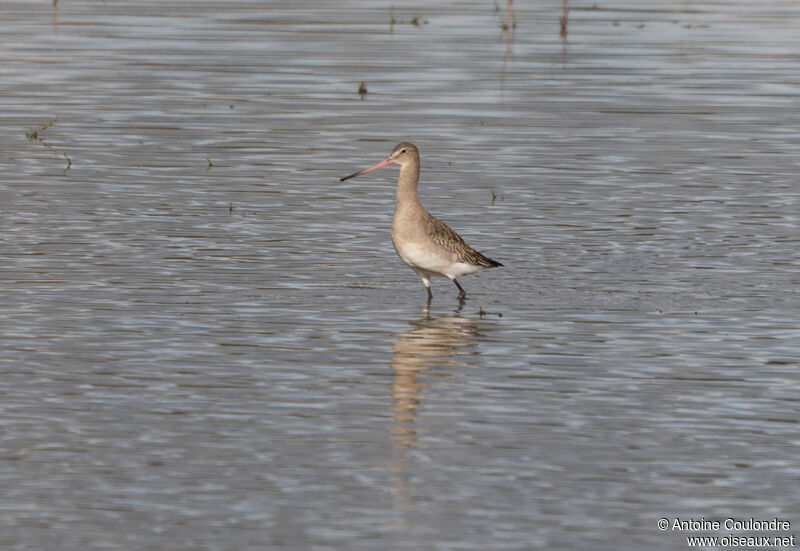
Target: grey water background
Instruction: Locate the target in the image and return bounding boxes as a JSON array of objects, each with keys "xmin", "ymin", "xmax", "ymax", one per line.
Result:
[{"xmin": 1, "ymin": 1, "xmax": 799, "ymax": 549}]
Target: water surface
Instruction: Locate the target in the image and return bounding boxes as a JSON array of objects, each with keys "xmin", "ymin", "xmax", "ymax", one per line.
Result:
[{"xmin": 1, "ymin": 1, "xmax": 799, "ymax": 549}]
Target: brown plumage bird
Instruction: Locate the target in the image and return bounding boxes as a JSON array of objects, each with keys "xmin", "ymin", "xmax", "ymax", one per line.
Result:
[{"xmin": 340, "ymin": 142, "xmax": 502, "ymax": 301}]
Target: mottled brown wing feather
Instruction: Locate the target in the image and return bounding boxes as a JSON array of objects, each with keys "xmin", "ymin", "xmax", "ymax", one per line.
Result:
[{"xmin": 428, "ymin": 216, "xmax": 503, "ymax": 267}]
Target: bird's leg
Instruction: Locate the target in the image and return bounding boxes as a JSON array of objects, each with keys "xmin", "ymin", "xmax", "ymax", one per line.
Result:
[
  {"xmin": 452, "ymin": 278, "xmax": 467, "ymax": 300},
  {"xmin": 419, "ymin": 274, "xmax": 433, "ymax": 302}
]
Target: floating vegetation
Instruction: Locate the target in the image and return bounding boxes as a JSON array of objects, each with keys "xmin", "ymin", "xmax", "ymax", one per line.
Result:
[
  {"xmin": 494, "ymin": 0, "xmax": 516, "ymax": 32},
  {"xmin": 478, "ymin": 307, "xmax": 503, "ymax": 318},
  {"xmin": 358, "ymin": 81, "xmax": 368, "ymax": 99},
  {"xmin": 228, "ymin": 203, "xmax": 258, "ymax": 217},
  {"xmin": 26, "ymin": 115, "xmax": 74, "ymax": 170},
  {"xmin": 206, "ymin": 155, "xmax": 213, "ymax": 169},
  {"xmin": 26, "ymin": 115, "xmax": 58, "ymax": 142},
  {"xmin": 491, "ymin": 189, "xmax": 505, "ymax": 205},
  {"xmin": 389, "ymin": 7, "xmax": 428, "ymax": 29}
]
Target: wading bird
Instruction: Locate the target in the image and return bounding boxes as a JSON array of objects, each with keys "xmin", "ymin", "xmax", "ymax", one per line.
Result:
[{"xmin": 340, "ymin": 142, "xmax": 502, "ymax": 302}]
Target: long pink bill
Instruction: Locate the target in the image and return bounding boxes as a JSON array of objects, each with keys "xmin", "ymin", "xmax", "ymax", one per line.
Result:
[{"xmin": 339, "ymin": 156, "xmax": 395, "ymax": 182}]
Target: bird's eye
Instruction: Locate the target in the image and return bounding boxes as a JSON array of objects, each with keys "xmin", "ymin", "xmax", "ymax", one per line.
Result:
[{"xmin": 400, "ymin": 148, "xmax": 407, "ymax": 154}]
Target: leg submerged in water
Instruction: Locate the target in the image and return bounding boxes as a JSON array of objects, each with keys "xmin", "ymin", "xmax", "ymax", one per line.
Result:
[
  {"xmin": 418, "ymin": 272, "xmax": 433, "ymax": 302},
  {"xmin": 452, "ymin": 278, "xmax": 467, "ymax": 300}
]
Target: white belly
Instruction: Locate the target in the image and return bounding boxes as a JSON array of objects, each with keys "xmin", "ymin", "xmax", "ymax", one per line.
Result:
[{"xmin": 393, "ymin": 241, "xmax": 481, "ymax": 279}]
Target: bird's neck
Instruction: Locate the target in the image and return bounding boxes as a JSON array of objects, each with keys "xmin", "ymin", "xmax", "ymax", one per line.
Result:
[{"xmin": 395, "ymin": 163, "xmax": 421, "ymax": 208}]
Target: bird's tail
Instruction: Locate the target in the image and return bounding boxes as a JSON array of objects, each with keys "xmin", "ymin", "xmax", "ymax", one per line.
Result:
[{"xmin": 477, "ymin": 252, "xmax": 503, "ymax": 268}]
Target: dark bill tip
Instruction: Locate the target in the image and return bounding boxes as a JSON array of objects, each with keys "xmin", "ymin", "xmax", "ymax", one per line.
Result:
[{"xmin": 338, "ymin": 156, "xmax": 395, "ymax": 182}]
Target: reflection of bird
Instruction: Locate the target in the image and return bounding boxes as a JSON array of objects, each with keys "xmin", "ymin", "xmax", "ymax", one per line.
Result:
[
  {"xmin": 390, "ymin": 310, "xmax": 479, "ymax": 447},
  {"xmin": 340, "ymin": 143, "xmax": 502, "ymax": 302},
  {"xmin": 388, "ymin": 307, "xmax": 479, "ymax": 513}
]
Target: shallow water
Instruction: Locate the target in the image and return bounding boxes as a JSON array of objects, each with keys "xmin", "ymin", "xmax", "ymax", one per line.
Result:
[{"xmin": 1, "ymin": 1, "xmax": 799, "ymax": 549}]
